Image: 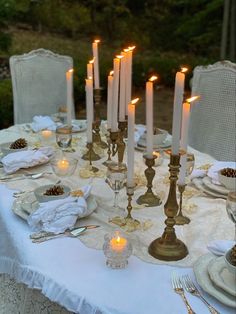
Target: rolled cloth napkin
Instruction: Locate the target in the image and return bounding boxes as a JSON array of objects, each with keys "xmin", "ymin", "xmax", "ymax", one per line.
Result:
[
  {"xmin": 27, "ymin": 185, "xmax": 92, "ymax": 233},
  {"xmin": 207, "ymin": 240, "xmax": 235, "ymax": 256},
  {"xmin": 1, "ymin": 147, "xmax": 54, "ymax": 174},
  {"xmin": 31, "ymin": 115, "xmax": 57, "ymax": 132}
]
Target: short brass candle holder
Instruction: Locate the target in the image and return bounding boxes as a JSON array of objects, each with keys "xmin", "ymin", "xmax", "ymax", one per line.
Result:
[
  {"xmin": 148, "ymin": 154, "xmax": 188, "ymax": 261},
  {"xmin": 137, "ymin": 154, "xmax": 162, "ymax": 207},
  {"xmin": 82, "ymin": 142, "xmax": 101, "ymax": 165},
  {"xmin": 175, "ymin": 184, "xmax": 190, "ymax": 225},
  {"xmin": 125, "ymin": 186, "xmax": 140, "ymax": 226}
]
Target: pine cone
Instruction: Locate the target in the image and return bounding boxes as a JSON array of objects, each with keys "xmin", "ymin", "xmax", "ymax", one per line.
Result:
[
  {"xmin": 44, "ymin": 185, "xmax": 64, "ymax": 196},
  {"xmin": 220, "ymin": 168, "xmax": 236, "ymax": 178},
  {"xmin": 10, "ymin": 138, "xmax": 28, "ymax": 149},
  {"xmin": 229, "ymin": 245, "xmax": 236, "ymax": 266}
]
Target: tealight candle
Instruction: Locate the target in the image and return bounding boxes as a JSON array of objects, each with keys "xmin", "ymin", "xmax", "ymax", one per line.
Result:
[
  {"xmin": 57, "ymin": 159, "xmax": 70, "ymax": 171},
  {"xmin": 152, "ymin": 150, "xmax": 164, "ymax": 167},
  {"xmin": 103, "ymin": 231, "xmax": 132, "ymax": 269},
  {"xmin": 41, "ymin": 129, "xmax": 53, "ymax": 139},
  {"xmin": 110, "ymin": 233, "xmax": 127, "ymax": 252}
]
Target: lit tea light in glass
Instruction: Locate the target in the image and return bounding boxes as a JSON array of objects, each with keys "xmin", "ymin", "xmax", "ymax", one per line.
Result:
[
  {"xmin": 41, "ymin": 129, "xmax": 53, "ymax": 139},
  {"xmin": 57, "ymin": 159, "xmax": 70, "ymax": 171},
  {"xmin": 110, "ymin": 232, "xmax": 127, "ymax": 252},
  {"xmin": 152, "ymin": 150, "xmax": 164, "ymax": 167}
]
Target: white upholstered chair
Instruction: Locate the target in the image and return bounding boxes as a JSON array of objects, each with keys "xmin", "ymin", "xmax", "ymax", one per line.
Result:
[
  {"xmin": 189, "ymin": 60, "xmax": 236, "ymax": 161},
  {"xmin": 10, "ymin": 49, "xmax": 75, "ymax": 124}
]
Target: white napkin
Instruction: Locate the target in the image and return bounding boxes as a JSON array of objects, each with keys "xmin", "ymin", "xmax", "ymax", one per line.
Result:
[
  {"xmin": 207, "ymin": 240, "xmax": 235, "ymax": 256},
  {"xmin": 135, "ymin": 125, "xmax": 146, "ymax": 143},
  {"xmin": 27, "ymin": 185, "xmax": 91, "ymax": 233},
  {"xmin": 31, "ymin": 115, "xmax": 57, "ymax": 132},
  {"xmin": 1, "ymin": 147, "xmax": 54, "ymax": 174},
  {"xmin": 189, "ymin": 169, "xmax": 207, "ymax": 180},
  {"xmin": 207, "ymin": 161, "xmax": 236, "ymax": 185}
]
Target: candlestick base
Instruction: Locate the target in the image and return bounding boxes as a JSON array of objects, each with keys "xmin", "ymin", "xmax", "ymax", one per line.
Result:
[
  {"xmin": 125, "ymin": 186, "xmax": 140, "ymax": 226},
  {"xmin": 137, "ymin": 154, "xmax": 162, "ymax": 207},
  {"xmin": 148, "ymin": 154, "xmax": 188, "ymax": 261},
  {"xmin": 82, "ymin": 143, "xmax": 101, "ymax": 161},
  {"xmin": 92, "ymin": 121, "xmax": 108, "ymax": 149},
  {"xmin": 175, "ymin": 184, "xmax": 191, "ymax": 225}
]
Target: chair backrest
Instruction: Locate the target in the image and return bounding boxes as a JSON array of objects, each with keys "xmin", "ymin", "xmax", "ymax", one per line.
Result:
[
  {"xmin": 10, "ymin": 48, "xmax": 75, "ymax": 124},
  {"xmin": 189, "ymin": 60, "xmax": 236, "ymax": 161}
]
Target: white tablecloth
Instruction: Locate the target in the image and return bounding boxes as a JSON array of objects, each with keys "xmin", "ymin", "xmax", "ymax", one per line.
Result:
[{"xmin": 0, "ymin": 123, "xmax": 235, "ymax": 314}]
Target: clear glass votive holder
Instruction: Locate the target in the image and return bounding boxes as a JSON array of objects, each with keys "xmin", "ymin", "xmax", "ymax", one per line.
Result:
[
  {"xmin": 50, "ymin": 156, "xmax": 78, "ymax": 177},
  {"xmin": 103, "ymin": 230, "xmax": 132, "ymax": 269},
  {"xmin": 56, "ymin": 125, "xmax": 72, "ymax": 150},
  {"xmin": 40, "ymin": 129, "xmax": 55, "ymax": 145}
]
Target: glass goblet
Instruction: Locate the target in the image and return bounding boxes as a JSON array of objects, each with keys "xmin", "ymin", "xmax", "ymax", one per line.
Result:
[
  {"xmin": 56, "ymin": 125, "xmax": 72, "ymax": 152},
  {"xmin": 106, "ymin": 163, "xmax": 127, "ymax": 211},
  {"xmin": 186, "ymin": 153, "xmax": 195, "ymax": 176}
]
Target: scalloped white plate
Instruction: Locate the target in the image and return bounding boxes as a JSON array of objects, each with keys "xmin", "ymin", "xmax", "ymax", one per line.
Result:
[
  {"xmin": 203, "ymin": 176, "xmax": 229, "ymax": 195},
  {"xmin": 192, "ymin": 178, "xmax": 227, "ymax": 199},
  {"xmin": 208, "ymin": 256, "xmax": 236, "ymax": 297},
  {"xmin": 193, "ymin": 254, "xmax": 236, "ymax": 308}
]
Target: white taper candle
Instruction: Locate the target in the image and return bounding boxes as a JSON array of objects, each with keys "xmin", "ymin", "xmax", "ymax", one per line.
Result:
[
  {"xmin": 92, "ymin": 40, "xmax": 100, "ymax": 89},
  {"xmin": 66, "ymin": 69, "xmax": 73, "ymax": 126},
  {"xmin": 85, "ymin": 78, "xmax": 94, "ymax": 143},
  {"xmin": 119, "ymin": 51, "xmax": 126, "ymax": 121},
  {"xmin": 111, "ymin": 56, "xmax": 122, "ymax": 132},
  {"xmin": 107, "ymin": 71, "xmax": 113, "ymax": 130}
]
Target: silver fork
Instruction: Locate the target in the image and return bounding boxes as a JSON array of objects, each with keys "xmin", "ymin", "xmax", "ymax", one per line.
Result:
[
  {"xmin": 171, "ymin": 272, "xmax": 196, "ymax": 314},
  {"xmin": 182, "ymin": 275, "xmax": 220, "ymax": 314}
]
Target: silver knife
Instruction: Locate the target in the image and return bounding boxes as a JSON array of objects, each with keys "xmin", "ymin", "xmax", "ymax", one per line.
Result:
[{"xmin": 30, "ymin": 225, "xmax": 100, "ymax": 242}]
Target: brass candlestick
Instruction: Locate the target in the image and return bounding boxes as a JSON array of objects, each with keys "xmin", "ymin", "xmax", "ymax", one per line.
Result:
[
  {"xmin": 82, "ymin": 142, "xmax": 101, "ymax": 162},
  {"xmin": 137, "ymin": 154, "xmax": 162, "ymax": 207},
  {"xmin": 117, "ymin": 121, "xmax": 127, "ymax": 164},
  {"xmin": 125, "ymin": 186, "xmax": 140, "ymax": 226},
  {"xmin": 175, "ymin": 184, "xmax": 190, "ymax": 225},
  {"xmin": 93, "ymin": 89, "xmax": 107, "ymax": 149},
  {"xmin": 109, "ymin": 130, "xmax": 119, "ymax": 157},
  {"xmin": 148, "ymin": 154, "xmax": 188, "ymax": 261},
  {"xmin": 103, "ymin": 136, "xmax": 112, "ymax": 166}
]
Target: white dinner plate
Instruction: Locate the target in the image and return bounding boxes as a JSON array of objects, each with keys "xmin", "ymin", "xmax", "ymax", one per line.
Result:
[
  {"xmin": 202, "ymin": 176, "xmax": 229, "ymax": 195},
  {"xmin": 135, "ymin": 138, "xmax": 172, "ymax": 152},
  {"xmin": 12, "ymin": 192, "xmax": 98, "ymax": 221},
  {"xmin": 208, "ymin": 256, "xmax": 236, "ymax": 296},
  {"xmin": 193, "ymin": 253, "xmax": 236, "ymax": 307},
  {"xmin": 192, "ymin": 178, "xmax": 227, "ymax": 199}
]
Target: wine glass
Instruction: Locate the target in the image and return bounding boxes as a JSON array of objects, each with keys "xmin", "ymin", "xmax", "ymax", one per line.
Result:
[
  {"xmin": 106, "ymin": 163, "xmax": 127, "ymax": 211},
  {"xmin": 56, "ymin": 125, "xmax": 72, "ymax": 152},
  {"xmin": 186, "ymin": 153, "xmax": 195, "ymax": 176}
]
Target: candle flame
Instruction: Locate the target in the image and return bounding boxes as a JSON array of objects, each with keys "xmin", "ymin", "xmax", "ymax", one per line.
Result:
[
  {"xmin": 181, "ymin": 67, "xmax": 188, "ymax": 73},
  {"xmin": 131, "ymin": 98, "xmax": 139, "ymax": 105},
  {"xmin": 128, "ymin": 46, "xmax": 136, "ymax": 51},
  {"xmin": 68, "ymin": 68, "xmax": 73, "ymax": 73},
  {"xmin": 89, "ymin": 58, "xmax": 94, "ymax": 64},
  {"xmin": 94, "ymin": 39, "xmax": 100, "ymax": 43},
  {"xmin": 88, "ymin": 76, "xmax": 92, "ymax": 80},
  {"xmin": 116, "ymin": 55, "xmax": 123, "ymax": 59},
  {"xmin": 124, "ymin": 48, "xmax": 129, "ymax": 52},
  {"xmin": 116, "ymin": 236, "xmax": 121, "ymax": 243},
  {"xmin": 109, "ymin": 70, "xmax": 114, "ymax": 76},
  {"xmin": 149, "ymin": 75, "xmax": 158, "ymax": 82},
  {"xmin": 186, "ymin": 96, "xmax": 200, "ymax": 103}
]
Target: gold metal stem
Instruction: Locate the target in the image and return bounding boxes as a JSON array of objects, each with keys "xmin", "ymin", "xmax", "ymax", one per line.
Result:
[
  {"xmin": 117, "ymin": 121, "xmax": 127, "ymax": 164},
  {"xmin": 175, "ymin": 184, "xmax": 190, "ymax": 225},
  {"xmin": 125, "ymin": 186, "xmax": 140, "ymax": 226},
  {"xmin": 137, "ymin": 154, "xmax": 162, "ymax": 207},
  {"xmin": 82, "ymin": 142, "xmax": 101, "ymax": 162},
  {"xmin": 92, "ymin": 89, "xmax": 107, "ymax": 149},
  {"xmin": 148, "ymin": 154, "xmax": 188, "ymax": 261}
]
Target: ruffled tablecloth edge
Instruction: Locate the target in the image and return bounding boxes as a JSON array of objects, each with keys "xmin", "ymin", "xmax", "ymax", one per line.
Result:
[{"xmin": 0, "ymin": 256, "xmax": 102, "ymax": 314}]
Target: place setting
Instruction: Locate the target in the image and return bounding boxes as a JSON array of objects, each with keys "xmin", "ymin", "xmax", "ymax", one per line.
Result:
[{"xmin": 191, "ymin": 161, "xmax": 236, "ymax": 199}]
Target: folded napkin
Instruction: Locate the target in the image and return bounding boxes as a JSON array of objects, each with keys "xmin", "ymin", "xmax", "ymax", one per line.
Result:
[
  {"xmin": 1, "ymin": 147, "xmax": 54, "ymax": 174},
  {"xmin": 207, "ymin": 240, "xmax": 235, "ymax": 256},
  {"xmin": 189, "ymin": 169, "xmax": 207, "ymax": 180},
  {"xmin": 27, "ymin": 185, "xmax": 91, "ymax": 233},
  {"xmin": 207, "ymin": 161, "xmax": 236, "ymax": 185},
  {"xmin": 135, "ymin": 125, "xmax": 146, "ymax": 144},
  {"xmin": 31, "ymin": 115, "xmax": 57, "ymax": 132}
]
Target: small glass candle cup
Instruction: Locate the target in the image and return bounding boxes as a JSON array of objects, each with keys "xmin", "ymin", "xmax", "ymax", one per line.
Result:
[
  {"xmin": 40, "ymin": 129, "xmax": 55, "ymax": 145},
  {"xmin": 103, "ymin": 230, "xmax": 132, "ymax": 269},
  {"xmin": 56, "ymin": 125, "xmax": 72, "ymax": 150},
  {"xmin": 51, "ymin": 156, "xmax": 78, "ymax": 177}
]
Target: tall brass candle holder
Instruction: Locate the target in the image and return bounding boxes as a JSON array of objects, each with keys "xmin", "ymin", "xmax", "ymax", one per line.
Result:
[
  {"xmin": 175, "ymin": 184, "xmax": 190, "ymax": 225},
  {"xmin": 103, "ymin": 134, "xmax": 112, "ymax": 166},
  {"xmin": 109, "ymin": 130, "xmax": 119, "ymax": 157},
  {"xmin": 148, "ymin": 154, "xmax": 188, "ymax": 261},
  {"xmin": 117, "ymin": 121, "xmax": 127, "ymax": 164},
  {"xmin": 93, "ymin": 89, "xmax": 107, "ymax": 149},
  {"xmin": 137, "ymin": 154, "xmax": 162, "ymax": 207},
  {"xmin": 108, "ymin": 129, "xmax": 126, "ymax": 164},
  {"xmin": 82, "ymin": 142, "xmax": 101, "ymax": 162}
]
